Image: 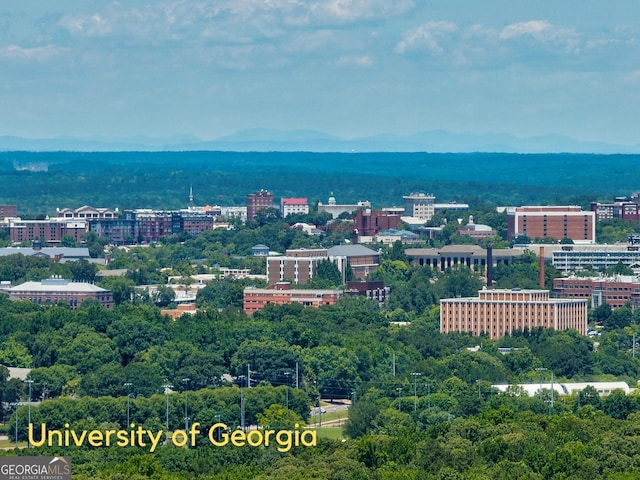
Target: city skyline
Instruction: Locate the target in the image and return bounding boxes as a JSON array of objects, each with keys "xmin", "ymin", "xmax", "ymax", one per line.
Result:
[{"xmin": 1, "ymin": 1, "xmax": 639, "ymax": 147}]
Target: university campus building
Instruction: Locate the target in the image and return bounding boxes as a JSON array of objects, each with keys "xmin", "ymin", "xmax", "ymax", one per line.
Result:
[
  {"xmin": 5, "ymin": 278, "xmax": 114, "ymax": 310},
  {"xmin": 243, "ymin": 283, "xmax": 343, "ymax": 315},
  {"xmin": 506, "ymin": 206, "xmax": 596, "ymax": 243},
  {"xmin": 553, "ymin": 275, "xmax": 640, "ymax": 310},
  {"xmin": 246, "ymin": 190, "xmax": 274, "ymax": 220},
  {"xmin": 440, "ymin": 288, "xmax": 588, "ymax": 339},
  {"xmin": 406, "ymin": 245, "xmax": 525, "ymax": 272}
]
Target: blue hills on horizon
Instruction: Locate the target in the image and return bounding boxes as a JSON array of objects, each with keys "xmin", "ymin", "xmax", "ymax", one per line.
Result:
[{"xmin": 1, "ymin": 128, "xmax": 639, "ymax": 154}]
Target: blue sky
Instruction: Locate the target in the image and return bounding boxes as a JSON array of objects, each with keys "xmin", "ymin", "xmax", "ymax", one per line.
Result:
[{"xmin": 2, "ymin": 1, "xmax": 639, "ymax": 144}]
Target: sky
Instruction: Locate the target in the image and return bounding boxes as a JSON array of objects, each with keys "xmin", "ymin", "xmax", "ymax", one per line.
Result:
[{"xmin": 1, "ymin": 1, "xmax": 639, "ymax": 145}]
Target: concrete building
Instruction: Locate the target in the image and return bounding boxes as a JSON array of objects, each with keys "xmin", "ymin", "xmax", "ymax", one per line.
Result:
[
  {"xmin": 266, "ymin": 249, "xmax": 329, "ymax": 285},
  {"xmin": 0, "ymin": 247, "xmax": 90, "ymax": 262},
  {"xmin": 440, "ymin": 288, "xmax": 587, "ymax": 339},
  {"xmin": 246, "ymin": 190, "xmax": 274, "ymax": 220},
  {"xmin": 406, "ymin": 245, "xmax": 525, "ymax": 272},
  {"xmin": 403, "ymin": 193, "xmax": 436, "ymax": 221},
  {"xmin": 57, "ymin": 206, "xmax": 118, "ymax": 219},
  {"xmin": 550, "ymin": 244, "xmax": 640, "ymax": 274},
  {"xmin": 506, "ymin": 206, "xmax": 595, "ymax": 243},
  {"xmin": 328, "ymin": 244, "xmax": 380, "ymax": 280},
  {"xmin": 243, "ymin": 283, "xmax": 343, "ymax": 315},
  {"xmin": 6, "ymin": 278, "xmax": 113, "ymax": 310},
  {"xmin": 553, "ymin": 275, "xmax": 640, "ymax": 310},
  {"xmin": 317, "ymin": 194, "xmax": 370, "ymax": 219},
  {"xmin": 281, "ymin": 198, "xmax": 309, "ymax": 217},
  {"xmin": 456, "ymin": 215, "xmax": 496, "ymax": 241},
  {"xmin": 591, "ymin": 193, "xmax": 640, "ymax": 222}
]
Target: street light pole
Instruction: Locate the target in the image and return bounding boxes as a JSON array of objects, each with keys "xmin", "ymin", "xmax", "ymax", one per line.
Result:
[
  {"xmin": 411, "ymin": 373, "xmax": 421, "ymax": 412},
  {"xmin": 396, "ymin": 387, "xmax": 402, "ymax": 411}
]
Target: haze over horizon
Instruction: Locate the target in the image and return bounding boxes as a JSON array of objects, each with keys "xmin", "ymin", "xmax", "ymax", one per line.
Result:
[{"xmin": 2, "ymin": 1, "xmax": 639, "ymax": 147}]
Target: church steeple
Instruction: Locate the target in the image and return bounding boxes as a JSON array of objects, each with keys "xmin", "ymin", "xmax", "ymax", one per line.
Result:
[{"xmin": 189, "ymin": 185, "xmax": 194, "ymax": 210}]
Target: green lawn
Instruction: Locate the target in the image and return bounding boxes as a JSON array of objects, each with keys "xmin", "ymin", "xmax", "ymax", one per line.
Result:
[{"xmin": 316, "ymin": 427, "xmax": 345, "ymax": 441}]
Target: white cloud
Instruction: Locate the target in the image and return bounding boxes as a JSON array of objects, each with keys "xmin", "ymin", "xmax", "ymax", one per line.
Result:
[
  {"xmin": 336, "ymin": 54, "xmax": 373, "ymax": 67},
  {"xmin": 395, "ymin": 21, "xmax": 458, "ymax": 55},
  {"xmin": 0, "ymin": 44, "xmax": 68, "ymax": 61},
  {"xmin": 499, "ymin": 20, "xmax": 579, "ymax": 53}
]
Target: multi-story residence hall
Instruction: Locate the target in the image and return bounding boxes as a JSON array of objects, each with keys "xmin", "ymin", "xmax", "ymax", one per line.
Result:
[
  {"xmin": 553, "ymin": 275, "xmax": 640, "ymax": 310},
  {"xmin": 243, "ymin": 282, "xmax": 343, "ymax": 315},
  {"xmin": 6, "ymin": 218, "xmax": 87, "ymax": 245},
  {"xmin": 266, "ymin": 245, "xmax": 380, "ymax": 285},
  {"xmin": 5, "ymin": 277, "xmax": 114, "ymax": 310},
  {"xmin": 440, "ymin": 288, "xmax": 587, "ymax": 339},
  {"xmin": 591, "ymin": 192, "xmax": 640, "ymax": 222},
  {"xmin": 506, "ymin": 206, "xmax": 596, "ymax": 243}
]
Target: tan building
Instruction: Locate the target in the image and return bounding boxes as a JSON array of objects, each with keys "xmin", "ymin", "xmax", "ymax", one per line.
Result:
[
  {"xmin": 440, "ymin": 288, "xmax": 587, "ymax": 339},
  {"xmin": 266, "ymin": 249, "xmax": 329, "ymax": 285}
]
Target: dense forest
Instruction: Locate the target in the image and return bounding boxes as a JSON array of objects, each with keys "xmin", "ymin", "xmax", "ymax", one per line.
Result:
[
  {"xmin": 1, "ymin": 151, "xmax": 640, "ymax": 214},
  {"xmin": 1, "ymin": 210, "xmax": 640, "ymax": 478},
  {"xmin": 2, "ymin": 153, "xmax": 640, "ymax": 477}
]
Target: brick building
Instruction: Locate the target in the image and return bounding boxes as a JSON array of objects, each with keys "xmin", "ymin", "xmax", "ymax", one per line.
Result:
[
  {"xmin": 440, "ymin": 288, "xmax": 587, "ymax": 339},
  {"xmin": 507, "ymin": 206, "xmax": 595, "ymax": 243},
  {"xmin": 353, "ymin": 209, "xmax": 402, "ymax": 237},
  {"xmin": 7, "ymin": 278, "xmax": 113, "ymax": 310},
  {"xmin": 243, "ymin": 283, "xmax": 343, "ymax": 315},
  {"xmin": 553, "ymin": 275, "xmax": 640, "ymax": 310},
  {"xmin": 7, "ymin": 218, "xmax": 87, "ymax": 245},
  {"xmin": 246, "ymin": 190, "xmax": 274, "ymax": 220}
]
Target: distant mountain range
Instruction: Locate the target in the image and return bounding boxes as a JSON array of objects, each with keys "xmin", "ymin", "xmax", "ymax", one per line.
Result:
[{"xmin": 1, "ymin": 129, "xmax": 639, "ymax": 154}]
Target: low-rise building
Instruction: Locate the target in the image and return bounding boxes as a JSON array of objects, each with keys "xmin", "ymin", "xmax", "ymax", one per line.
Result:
[
  {"xmin": 440, "ymin": 288, "xmax": 587, "ymax": 339},
  {"xmin": 317, "ymin": 194, "xmax": 370, "ymax": 219},
  {"xmin": 243, "ymin": 283, "xmax": 343, "ymax": 315},
  {"xmin": 6, "ymin": 278, "xmax": 113, "ymax": 309},
  {"xmin": 281, "ymin": 198, "xmax": 309, "ymax": 217},
  {"xmin": 553, "ymin": 275, "xmax": 640, "ymax": 310},
  {"xmin": 506, "ymin": 206, "xmax": 595, "ymax": 243}
]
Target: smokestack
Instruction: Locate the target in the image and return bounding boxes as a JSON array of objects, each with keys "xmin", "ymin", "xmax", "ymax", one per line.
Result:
[
  {"xmin": 486, "ymin": 245, "xmax": 493, "ymax": 287},
  {"xmin": 539, "ymin": 246, "xmax": 545, "ymax": 288}
]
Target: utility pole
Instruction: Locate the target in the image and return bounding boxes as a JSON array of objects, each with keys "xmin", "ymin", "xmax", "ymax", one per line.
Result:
[
  {"xmin": 392, "ymin": 352, "xmax": 396, "ymax": 377},
  {"xmin": 162, "ymin": 381, "xmax": 172, "ymax": 442},
  {"xmin": 25, "ymin": 377, "xmax": 33, "ymax": 448},
  {"xmin": 396, "ymin": 387, "xmax": 402, "ymax": 411},
  {"xmin": 411, "ymin": 373, "xmax": 421, "ymax": 412},
  {"xmin": 239, "ymin": 375, "xmax": 246, "ymax": 432},
  {"xmin": 535, "ymin": 367, "xmax": 547, "ymax": 401},
  {"xmin": 182, "ymin": 378, "xmax": 190, "ymax": 431},
  {"xmin": 425, "ymin": 383, "xmax": 432, "ymax": 411},
  {"xmin": 284, "ymin": 372, "xmax": 291, "ymax": 409},
  {"xmin": 247, "ymin": 364, "xmax": 251, "ymax": 388},
  {"xmin": 549, "ymin": 371, "xmax": 555, "ymax": 416},
  {"xmin": 124, "ymin": 382, "xmax": 133, "ymax": 426}
]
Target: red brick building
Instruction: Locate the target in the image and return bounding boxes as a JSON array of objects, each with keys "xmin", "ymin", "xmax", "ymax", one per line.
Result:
[
  {"xmin": 553, "ymin": 276, "xmax": 640, "ymax": 310},
  {"xmin": 507, "ymin": 206, "xmax": 595, "ymax": 243},
  {"xmin": 246, "ymin": 190, "xmax": 274, "ymax": 220},
  {"xmin": 353, "ymin": 209, "xmax": 402, "ymax": 237},
  {"xmin": 243, "ymin": 283, "xmax": 343, "ymax": 315},
  {"xmin": 8, "ymin": 218, "xmax": 87, "ymax": 245}
]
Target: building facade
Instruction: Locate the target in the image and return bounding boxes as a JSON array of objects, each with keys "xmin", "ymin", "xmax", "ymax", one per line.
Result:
[
  {"xmin": 552, "ymin": 244, "xmax": 640, "ymax": 274},
  {"xmin": 243, "ymin": 283, "xmax": 343, "ymax": 315},
  {"xmin": 403, "ymin": 193, "xmax": 436, "ymax": 221},
  {"xmin": 7, "ymin": 278, "xmax": 113, "ymax": 309},
  {"xmin": 246, "ymin": 190, "xmax": 274, "ymax": 220},
  {"xmin": 7, "ymin": 218, "xmax": 87, "ymax": 245},
  {"xmin": 57, "ymin": 206, "xmax": 118, "ymax": 219},
  {"xmin": 440, "ymin": 288, "xmax": 588, "ymax": 339},
  {"xmin": 317, "ymin": 195, "xmax": 370, "ymax": 219},
  {"xmin": 353, "ymin": 209, "xmax": 402, "ymax": 237},
  {"xmin": 406, "ymin": 245, "xmax": 524, "ymax": 272},
  {"xmin": 506, "ymin": 206, "xmax": 595, "ymax": 243},
  {"xmin": 281, "ymin": 198, "xmax": 309, "ymax": 217},
  {"xmin": 266, "ymin": 249, "xmax": 329, "ymax": 285},
  {"xmin": 553, "ymin": 275, "xmax": 640, "ymax": 310}
]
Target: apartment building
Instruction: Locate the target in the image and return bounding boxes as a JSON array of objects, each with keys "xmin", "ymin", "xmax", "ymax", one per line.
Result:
[
  {"xmin": 7, "ymin": 218, "xmax": 87, "ymax": 245},
  {"xmin": 440, "ymin": 288, "xmax": 587, "ymax": 339},
  {"xmin": 403, "ymin": 193, "xmax": 436, "ymax": 221}
]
